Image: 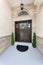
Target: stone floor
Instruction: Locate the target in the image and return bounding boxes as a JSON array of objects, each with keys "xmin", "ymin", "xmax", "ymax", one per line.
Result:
[{"xmin": 0, "ymin": 42, "xmax": 43, "ymax": 65}]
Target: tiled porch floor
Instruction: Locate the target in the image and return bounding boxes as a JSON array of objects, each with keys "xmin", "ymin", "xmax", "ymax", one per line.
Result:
[{"xmin": 0, "ymin": 42, "xmax": 43, "ymax": 65}]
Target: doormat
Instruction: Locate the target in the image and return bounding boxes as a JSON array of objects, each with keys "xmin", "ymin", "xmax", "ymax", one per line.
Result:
[{"xmin": 16, "ymin": 45, "xmax": 28, "ymax": 52}]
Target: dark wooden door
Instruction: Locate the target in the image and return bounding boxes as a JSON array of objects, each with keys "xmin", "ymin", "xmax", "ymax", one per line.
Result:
[{"xmin": 15, "ymin": 20, "xmax": 32, "ymax": 42}]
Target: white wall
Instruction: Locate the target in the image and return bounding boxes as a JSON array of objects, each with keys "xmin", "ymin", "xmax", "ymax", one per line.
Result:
[
  {"xmin": 0, "ymin": 0, "xmax": 12, "ymax": 37},
  {"xmin": 36, "ymin": 5, "xmax": 43, "ymax": 38}
]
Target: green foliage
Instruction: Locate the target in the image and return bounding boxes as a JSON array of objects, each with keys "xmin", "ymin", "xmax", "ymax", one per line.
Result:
[
  {"xmin": 11, "ymin": 32, "xmax": 14, "ymax": 45},
  {"xmin": 32, "ymin": 32, "xmax": 36, "ymax": 48}
]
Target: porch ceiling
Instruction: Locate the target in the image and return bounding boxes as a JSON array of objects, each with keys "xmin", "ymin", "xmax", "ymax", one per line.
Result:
[{"xmin": 8, "ymin": 0, "xmax": 43, "ymax": 7}]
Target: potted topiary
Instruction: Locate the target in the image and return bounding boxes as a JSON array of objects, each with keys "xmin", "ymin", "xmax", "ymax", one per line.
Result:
[
  {"xmin": 11, "ymin": 32, "xmax": 14, "ymax": 45},
  {"xmin": 32, "ymin": 32, "xmax": 36, "ymax": 48}
]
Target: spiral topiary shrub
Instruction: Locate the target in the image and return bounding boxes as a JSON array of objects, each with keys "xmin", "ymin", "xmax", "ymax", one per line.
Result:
[
  {"xmin": 11, "ymin": 32, "xmax": 14, "ymax": 46},
  {"xmin": 32, "ymin": 32, "xmax": 36, "ymax": 48}
]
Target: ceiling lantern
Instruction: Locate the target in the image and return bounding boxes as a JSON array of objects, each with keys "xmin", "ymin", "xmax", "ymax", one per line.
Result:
[{"xmin": 18, "ymin": 0, "xmax": 28, "ymax": 16}]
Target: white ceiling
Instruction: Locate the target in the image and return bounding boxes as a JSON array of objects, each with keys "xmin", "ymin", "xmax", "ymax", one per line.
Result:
[
  {"xmin": 8, "ymin": 0, "xmax": 43, "ymax": 7},
  {"xmin": 8, "ymin": 0, "xmax": 34, "ymax": 7},
  {"xmin": 34, "ymin": 0, "xmax": 43, "ymax": 5}
]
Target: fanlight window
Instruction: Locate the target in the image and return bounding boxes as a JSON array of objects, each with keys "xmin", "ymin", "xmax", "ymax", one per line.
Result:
[{"xmin": 18, "ymin": 10, "xmax": 28, "ymax": 16}]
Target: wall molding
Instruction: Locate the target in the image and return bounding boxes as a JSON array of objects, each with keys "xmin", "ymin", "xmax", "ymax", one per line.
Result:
[
  {"xmin": 36, "ymin": 36, "xmax": 43, "ymax": 55},
  {"xmin": 0, "ymin": 35, "xmax": 11, "ymax": 54}
]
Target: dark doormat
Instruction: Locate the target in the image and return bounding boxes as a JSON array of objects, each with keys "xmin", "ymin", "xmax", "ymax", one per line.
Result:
[{"xmin": 16, "ymin": 45, "xmax": 28, "ymax": 52}]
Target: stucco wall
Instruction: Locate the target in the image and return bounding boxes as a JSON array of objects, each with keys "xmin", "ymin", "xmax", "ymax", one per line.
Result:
[
  {"xmin": 36, "ymin": 4, "xmax": 43, "ymax": 55},
  {"xmin": 36, "ymin": 5, "xmax": 43, "ymax": 37},
  {"xmin": 0, "ymin": 0, "xmax": 13, "ymax": 54},
  {"xmin": 0, "ymin": 0, "xmax": 13, "ymax": 37}
]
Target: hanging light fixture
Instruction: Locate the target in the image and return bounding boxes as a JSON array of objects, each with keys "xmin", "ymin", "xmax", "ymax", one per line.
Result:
[
  {"xmin": 20, "ymin": 0, "xmax": 24, "ymax": 10},
  {"xmin": 18, "ymin": 0, "xmax": 28, "ymax": 16},
  {"xmin": 20, "ymin": 3, "xmax": 24, "ymax": 10}
]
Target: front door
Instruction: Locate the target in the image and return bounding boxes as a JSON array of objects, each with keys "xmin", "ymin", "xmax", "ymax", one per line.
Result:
[{"xmin": 15, "ymin": 20, "xmax": 32, "ymax": 42}]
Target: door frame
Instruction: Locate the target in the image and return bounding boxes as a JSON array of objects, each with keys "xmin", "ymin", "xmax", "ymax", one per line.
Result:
[{"xmin": 15, "ymin": 20, "xmax": 32, "ymax": 42}]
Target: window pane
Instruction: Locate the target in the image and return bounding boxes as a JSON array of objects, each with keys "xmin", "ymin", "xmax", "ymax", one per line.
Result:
[{"xmin": 20, "ymin": 23, "xmax": 27, "ymax": 29}]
